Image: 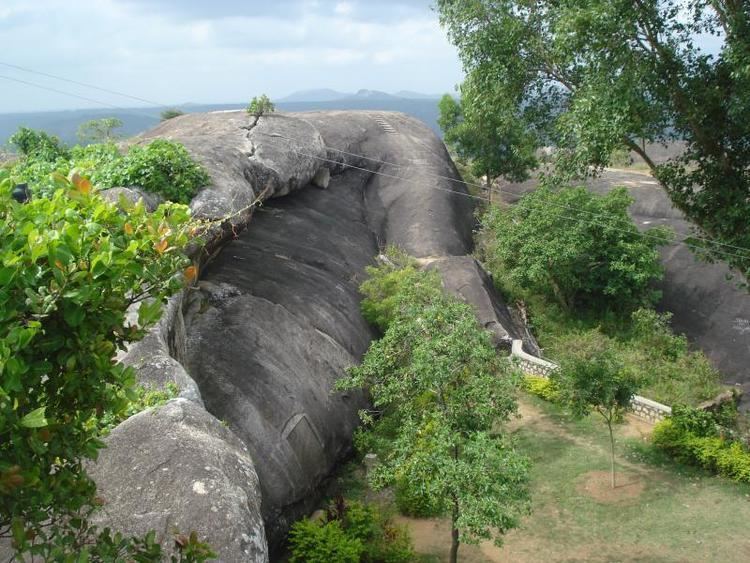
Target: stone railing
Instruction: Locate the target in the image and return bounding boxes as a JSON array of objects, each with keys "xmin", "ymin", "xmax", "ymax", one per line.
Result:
[{"xmin": 510, "ymin": 339, "xmax": 672, "ymax": 423}]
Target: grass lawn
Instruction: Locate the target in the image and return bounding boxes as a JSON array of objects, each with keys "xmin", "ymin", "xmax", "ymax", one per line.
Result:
[{"xmin": 359, "ymin": 394, "xmax": 750, "ymax": 562}]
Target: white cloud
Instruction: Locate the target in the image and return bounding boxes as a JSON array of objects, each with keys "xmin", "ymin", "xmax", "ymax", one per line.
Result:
[
  {"xmin": 334, "ymin": 2, "xmax": 353, "ymax": 16},
  {"xmin": 0, "ymin": 0, "xmax": 464, "ymax": 112}
]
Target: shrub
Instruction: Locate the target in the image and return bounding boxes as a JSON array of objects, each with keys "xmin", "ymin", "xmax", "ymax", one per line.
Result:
[
  {"xmin": 481, "ymin": 186, "xmax": 672, "ymax": 311},
  {"xmin": 247, "ymin": 94, "xmax": 275, "ymax": 117},
  {"xmin": 8, "ymin": 127, "xmax": 69, "ymax": 160},
  {"xmin": 652, "ymin": 408, "xmax": 750, "ymax": 484},
  {"xmin": 291, "ymin": 498, "xmax": 415, "ymax": 563},
  {"xmin": 161, "ymin": 109, "xmax": 186, "ymax": 121},
  {"xmin": 522, "ymin": 375, "xmax": 561, "ymax": 402},
  {"xmin": 288, "ymin": 519, "xmax": 364, "ymax": 563},
  {"xmin": 359, "ymin": 247, "xmax": 441, "ymax": 331},
  {"xmin": 0, "ymin": 170, "xmax": 207, "ymax": 558},
  {"xmin": 94, "ymin": 139, "xmax": 209, "ymax": 203}
]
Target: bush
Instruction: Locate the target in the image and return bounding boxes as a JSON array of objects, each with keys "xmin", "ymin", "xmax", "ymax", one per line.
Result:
[
  {"xmin": 652, "ymin": 407, "xmax": 750, "ymax": 483},
  {"xmin": 288, "ymin": 519, "xmax": 364, "ymax": 563},
  {"xmin": 359, "ymin": 247, "xmax": 441, "ymax": 332},
  {"xmin": 96, "ymin": 139, "xmax": 210, "ymax": 204},
  {"xmin": 5, "ymin": 127, "xmax": 209, "ymax": 204},
  {"xmin": 522, "ymin": 375, "xmax": 561, "ymax": 402},
  {"xmin": 247, "ymin": 94, "xmax": 275, "ymax": 117},
  {"xmin": 289, "ymin": 499, "xmax": 415, "ymax": 563},
  {"xmin": 0, "ymin": 170, "xmax": 207, "ymax": 559},
  {"xmin": 8, "ymin": 127, "xmax": 69, "ymax": 160},
  {"xmin": 161, "ymin": 109, "xmax": 186, "ymax": 121},
  {"xmin": 481, "ymin": 186, "xmax": 672, "ymax": 311}
]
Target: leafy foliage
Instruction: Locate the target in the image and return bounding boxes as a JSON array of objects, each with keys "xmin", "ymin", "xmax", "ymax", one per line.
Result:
[
  {"xmin": 359, "ymin": 248, "xmax": 430, "ymax": 332},
  {"xmin": 246, "ymin": 94, "xmax": 276, "ymax": 117},
  {"xmin": 5, "ymin": 127, "xmax": 210, "ymax": 203},
  {"xmin": 0, "ymin": 169, "xmax": 205, "ymax": 559},
  {"xmin": 552, "ymin": 343, "xmax": 639, "ymax": 487},
  {"xmin": 653, "ymin": 405, "xmax": 750, "ymax": 483},
  {"xmin": 481, "ymin": 186, "xmax": 672, "ymax": 311},
  {"xmin": 340, "ymin": 250, "xmax": 530, "ymax": 561},
  {"xmin": 436, "ymin": 0, "xmax": 750, "ymax": 281},
  {"xmin": 288, "ymin": 519, "xmax": 364, "ymax": 563},
  {"xmin": 94, "ymin": 139, "xmax": 210, "ymax": 204},
  {"xmin": 77, "ymin": 118, "xmax": 123, "ymax": 144},
  {"xmin": 439, "ymin": 88, "xmax": 537, "ymax": 191},
  {"xmin": 161, "ymin": 109, "xmax": 186, "ymax": 121},
  {"xmin": 522, "ymin": 375, "xmax": 561, "ymax": 403},
  {"xmin": 8, "ymin": 127, "xmax": 69, "ymax": 161}
]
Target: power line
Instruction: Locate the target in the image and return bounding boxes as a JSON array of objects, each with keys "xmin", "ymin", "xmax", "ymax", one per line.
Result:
[
  {"xmin": 3, "ymin": 65, "xmax": 748, "ymax": 262},
  {"xmin": 0, "ymin": 75, "xmax": 163, "ymax": 121},
  {"xmin": 0, "ymin": 62, "xmax": 166, "ymax": 108},
  {"xmin": 275, "ymin": 142, "xmax": 750, "ymax": 264},
  {"xmin": 271, "ymin": 132, "xmax": 750, "ymax": 257}
]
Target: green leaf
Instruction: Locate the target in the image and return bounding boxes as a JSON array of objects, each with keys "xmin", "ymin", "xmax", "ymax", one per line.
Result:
[{"xmin": 20, "ymin": 406, "xmax": 48, "ymax": 428}]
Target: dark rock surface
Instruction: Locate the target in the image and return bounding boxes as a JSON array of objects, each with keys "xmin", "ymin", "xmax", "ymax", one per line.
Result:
[
  {"xmin": 185, "ymin": 172, "xmax": 376, "ymax": 546},
  {"xmin": 425, "ymin": 255, "xmax": 531, "ymax": 351},
  {"xmin": 92, "ymin": 110, "xmax": 529, "ymax": 559},
  {"xmin": 181, "ymin": 110, "xmax": 527, "ymax": 549},
  {"xmin": 88, "ymin": 399, "xmax": 267, "ymax": 562},
  {"xmin": 134, "ymin": 111, "xmax": 327, "ymax": 223}
]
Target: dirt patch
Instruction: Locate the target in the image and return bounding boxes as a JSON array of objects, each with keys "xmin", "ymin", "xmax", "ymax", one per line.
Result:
[
  {"xmin": 576, "ymin": 470, "xmax": 645, "ymax": 504},
  {"xmin": 620, "ymin": 413, "xmax": 655, "ymax": 440}
]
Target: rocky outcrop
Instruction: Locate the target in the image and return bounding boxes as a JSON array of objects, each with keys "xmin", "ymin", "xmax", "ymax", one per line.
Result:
[
  {"xmin": 88, "ymin": 399, "xmax": 267, "ymax": 562},
  {"xmin": 91, "ymin": 110, "xmax": 529, "ymax": 559}
]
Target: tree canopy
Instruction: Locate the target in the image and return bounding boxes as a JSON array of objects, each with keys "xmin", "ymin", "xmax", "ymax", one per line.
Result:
[
  {"xmin": 340, "ymin": 252, "xmax": 530, "ymax": 562},
  {"xmin": 481, "ymin": 186, "xmax": 672, "ymax": 311},
  {"xmin": 436, "ymin": 0, "xmax": 750, "ymax": 281}
]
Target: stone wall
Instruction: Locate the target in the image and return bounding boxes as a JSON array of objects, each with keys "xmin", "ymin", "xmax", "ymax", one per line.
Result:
[{"xmin": 510, "ymin": 339, "xmax": 673, "ymax": 423}]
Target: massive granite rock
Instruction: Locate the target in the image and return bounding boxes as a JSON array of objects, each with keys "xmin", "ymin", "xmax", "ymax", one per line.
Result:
[
  {"xmin": 91, "ymin": 110, "xmax": 530, "ymax": 559},
  {"xmin": 88, "ymin": 399, "xmax": 267, "ymax": 562}
]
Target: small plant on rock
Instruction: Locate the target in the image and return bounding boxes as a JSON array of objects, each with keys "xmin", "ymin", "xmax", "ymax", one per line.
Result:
[{"xmin": 246, "ymin": 94, "xmax": 276, "ymax": 118}]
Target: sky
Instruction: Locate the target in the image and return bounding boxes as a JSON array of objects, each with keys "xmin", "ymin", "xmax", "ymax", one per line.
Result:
[{"xmin": 0, "ymin": 0, "xmax": 464, "ymax": 113}]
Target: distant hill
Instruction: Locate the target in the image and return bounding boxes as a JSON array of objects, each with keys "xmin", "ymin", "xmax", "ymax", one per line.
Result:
[
  {"xmin": 0, "ymin": 97, "xmax": 445, "ymax": 148},
  {"xmin": 279, "ymin": 89, "xmax": 441, "ymax": 103},
  {"xmin": 277, "ymin": 89, "xmax": 349, "ymax": 103}
]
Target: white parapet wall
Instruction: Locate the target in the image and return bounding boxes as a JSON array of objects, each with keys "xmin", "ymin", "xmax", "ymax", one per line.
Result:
[{"xmin": 510, "ymin": 340, "xmax": 673, "ymax": 423}]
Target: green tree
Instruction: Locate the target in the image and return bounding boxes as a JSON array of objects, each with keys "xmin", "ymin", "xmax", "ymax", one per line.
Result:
[
  {"xmin": 340, "ymin": 261, "xmax": 530, "ymax": 563},
  {"xmin": 77, "ymin": 117, "xmax": 124, "ymax": 144},
  {"xmin": 481, "ymin": 186, "xmax": 672, "ymax": 311},
  {"xmin": 8, "ymin": 127, "xmax": 69, "ymax": 160},
  {"xmin": 160, "ymin": 108, "xmax": 186, "ymax": 121},
  {"xmin": 552, "ymin": 347, "xmax": 639, "ymax": 488},
  {"xmin": 0, "ymin": 169, "xmax": 212, "ymax": 559},
  {"xmin": 436, "ymin": 0, "xmax": 750, "ymax": 282},
  {"xmin": 438, "ymin": 86, "xmax": 536, "ymax": 202},
  {"xmin": 246, "ymin": 94, "xmax": 276, "ymax": 118}
]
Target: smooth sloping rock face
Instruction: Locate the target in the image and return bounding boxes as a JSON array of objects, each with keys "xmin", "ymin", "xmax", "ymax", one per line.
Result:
[
  {"xmin": 95, "ymin": 110, "xmax": 529, "ymax": 558},
  {"xmin": 185, "ymin": 172, "xmax": 376, "ymax": 547},
  {"xmin": 298, "ymin": 111, "xmax": 476, "ymax": 257},
  {"xmin": 88, "ymin": 399, "xmax": 268, "ymax": 563},
  {"xmin": 425, "ymin": 256, "xmax": 530, "ymax": 350}
]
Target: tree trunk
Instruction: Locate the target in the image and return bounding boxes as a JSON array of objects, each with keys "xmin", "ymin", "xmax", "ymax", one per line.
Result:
[
  {"xmin": 607, "ymin": 416, "xmax": 616, "ymax": 489},
  {"xmin": 486, "ymin": 173, "xmax": 492, "ymax": 205},
  {"xmin": 450, "ymin": 507, "xmax": 460, "ymax": 563}
]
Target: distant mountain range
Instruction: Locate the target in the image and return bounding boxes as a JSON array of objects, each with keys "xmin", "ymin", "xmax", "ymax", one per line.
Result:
[
  {"xmin": 278, "ymin": 89, "xmax": 442, "ymax": 103},
  {"xmin": 0, "ymin": 92, "xmax": 446, "ymax": 147}
]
